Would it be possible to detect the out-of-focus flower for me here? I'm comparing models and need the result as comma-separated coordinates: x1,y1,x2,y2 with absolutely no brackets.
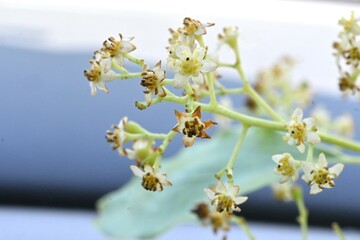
101,33,136,67
106,117,128,155
338,12,360,35
130,164,172,192
301,153,344,194
218,26,239,49
283,108,320,153
84,51,117,95
167,45,217,88
272,153,299,183
181,17,214,36
204,181,248,214
333,113,355,138
271,182,294,202
172,106,217,147
140,61,166,105
192,202,231,234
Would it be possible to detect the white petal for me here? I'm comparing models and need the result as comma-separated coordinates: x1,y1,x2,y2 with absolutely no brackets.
120,41,136,53
228,185,240,197
144,164,154,174
175,45,191,60
329,163,344,177
216,181,227,193
174,73,189,88
234,196,248,205
94,81,109,93
204,188,216,200
194,27,206,36
279,175,290,184
157,86,166,97
130,165,144,178
306,132,321,145
166,58,181,71
301,162,314,181
317,153,328,168
101,69,118,82
272,154,283,164
126,149,136,159
297,143,305,153
145,92,153,106
303,117,316,129
100,57,112,71
191,73,204,85
155,69,166,81
310,184,323,194
90,82,97,96
301,174,310,184
201,59,217,72
113,56,125,67
194,47,206,60
292,108,303,122
292,170,299,182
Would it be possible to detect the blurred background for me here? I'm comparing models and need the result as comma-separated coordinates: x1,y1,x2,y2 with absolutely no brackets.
1,0,360,239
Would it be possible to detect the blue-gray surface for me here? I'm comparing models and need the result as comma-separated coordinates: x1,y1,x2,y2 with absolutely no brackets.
0,46,360,227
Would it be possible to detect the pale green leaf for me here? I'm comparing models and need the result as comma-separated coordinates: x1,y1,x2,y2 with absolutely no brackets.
96,126,345,239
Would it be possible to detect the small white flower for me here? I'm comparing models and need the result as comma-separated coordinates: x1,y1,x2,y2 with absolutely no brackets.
130,164,172,192
167,45,217,88
106,117,128,155
140,61,166,105
204,181,248,214
338,12,360,35
301,153,344,194
84,51,118,96
272,153,299,183
218,26,239,49
181,17,214,36
101,33,136,67
283,108,321,153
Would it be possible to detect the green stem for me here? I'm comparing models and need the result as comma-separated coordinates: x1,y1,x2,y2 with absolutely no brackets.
115,72,142,80
233,40,283,122
215,125,249,181
207,72,218,106
158,131,177,155
292,187,308,240
332,222,346,240
139,88,360,154
123,53,144,66
231,217,256,240
307,144,314,163
112,60,129,73
319,132,360,153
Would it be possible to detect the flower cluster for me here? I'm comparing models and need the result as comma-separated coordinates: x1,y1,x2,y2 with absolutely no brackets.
84,34,137,95
271,107,345,195
166,18,217,88
333,12,360,94
246,57,312,115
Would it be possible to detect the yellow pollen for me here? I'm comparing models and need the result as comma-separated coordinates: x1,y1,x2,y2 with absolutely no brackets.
277,157,294,176
142,172,162,191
